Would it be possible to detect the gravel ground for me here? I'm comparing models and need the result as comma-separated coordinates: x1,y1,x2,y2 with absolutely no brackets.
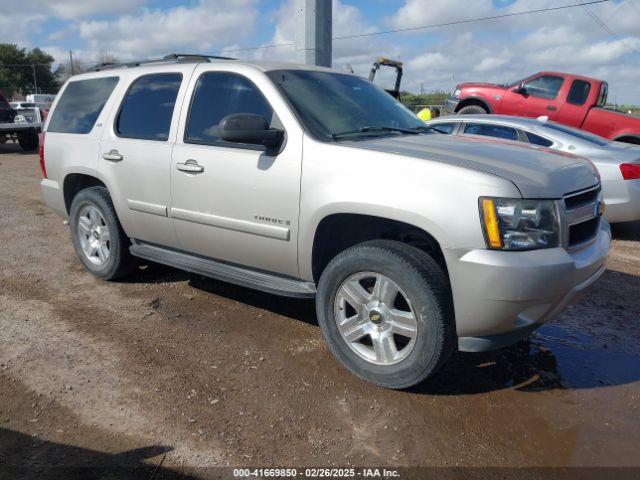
1,143,639,478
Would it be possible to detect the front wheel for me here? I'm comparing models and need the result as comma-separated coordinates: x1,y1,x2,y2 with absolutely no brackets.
316,240,455,389
457,105,488,115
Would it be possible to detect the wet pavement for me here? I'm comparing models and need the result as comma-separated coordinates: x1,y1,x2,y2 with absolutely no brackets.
0,143,639,477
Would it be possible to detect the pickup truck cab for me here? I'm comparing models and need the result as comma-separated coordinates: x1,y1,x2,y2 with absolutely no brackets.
446,71,640,144
40,55,610,389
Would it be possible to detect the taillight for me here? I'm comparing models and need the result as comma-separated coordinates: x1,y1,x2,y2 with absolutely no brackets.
39,132,47,179
620,163,640,180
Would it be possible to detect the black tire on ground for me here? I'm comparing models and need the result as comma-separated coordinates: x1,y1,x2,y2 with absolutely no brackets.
316,240,456,389
457,104,488,115
69,186,136,280
17,129,39,151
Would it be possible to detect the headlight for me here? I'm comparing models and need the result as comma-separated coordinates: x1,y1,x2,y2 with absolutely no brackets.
480,197,560,250
452,88,461,98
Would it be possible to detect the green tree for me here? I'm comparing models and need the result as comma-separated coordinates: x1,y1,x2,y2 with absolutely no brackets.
0,44,58,98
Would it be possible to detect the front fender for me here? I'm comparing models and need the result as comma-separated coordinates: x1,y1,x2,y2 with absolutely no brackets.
297,138,521,280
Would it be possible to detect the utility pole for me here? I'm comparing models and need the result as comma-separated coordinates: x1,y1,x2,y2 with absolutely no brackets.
295,0,332,67
69,50,75,75
31,64,38,94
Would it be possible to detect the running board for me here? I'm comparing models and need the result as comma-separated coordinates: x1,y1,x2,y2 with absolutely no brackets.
129,242,316,298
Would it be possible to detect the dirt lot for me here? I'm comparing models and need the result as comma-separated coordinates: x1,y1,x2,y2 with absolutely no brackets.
1,143,639,478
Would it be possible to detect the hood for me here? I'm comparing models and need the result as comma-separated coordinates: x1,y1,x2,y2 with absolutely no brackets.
346,134,599,198
459,82,507,90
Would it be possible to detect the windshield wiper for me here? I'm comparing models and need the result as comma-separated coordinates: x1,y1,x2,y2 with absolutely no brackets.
411,125,450,134
331,125,420,140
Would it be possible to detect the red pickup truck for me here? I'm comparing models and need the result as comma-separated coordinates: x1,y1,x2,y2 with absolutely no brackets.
444,71,640,144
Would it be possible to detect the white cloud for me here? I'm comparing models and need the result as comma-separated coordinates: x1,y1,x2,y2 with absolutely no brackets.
48,0,147,19
75,0,260,60
388,0,493,31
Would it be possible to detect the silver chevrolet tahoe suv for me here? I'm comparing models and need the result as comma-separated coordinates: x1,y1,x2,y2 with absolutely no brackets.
40,54,610,389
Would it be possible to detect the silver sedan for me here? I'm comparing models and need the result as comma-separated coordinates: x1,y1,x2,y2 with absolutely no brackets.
425,114,640,223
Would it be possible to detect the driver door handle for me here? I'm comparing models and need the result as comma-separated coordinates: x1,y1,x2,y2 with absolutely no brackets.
176,159,204,174
547,105,557,111
102,149,123,162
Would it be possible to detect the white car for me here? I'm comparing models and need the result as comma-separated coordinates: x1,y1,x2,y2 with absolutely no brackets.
425,114,640,223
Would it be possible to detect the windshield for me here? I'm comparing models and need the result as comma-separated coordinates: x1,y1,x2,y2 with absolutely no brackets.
541,122,609,147
502,75,533,88
266,70,424,141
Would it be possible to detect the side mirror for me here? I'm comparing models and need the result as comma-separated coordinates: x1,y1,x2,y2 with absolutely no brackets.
218,113,284,150
512,83,527,95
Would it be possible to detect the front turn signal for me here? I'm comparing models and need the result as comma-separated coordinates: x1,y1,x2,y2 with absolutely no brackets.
481,198,503,249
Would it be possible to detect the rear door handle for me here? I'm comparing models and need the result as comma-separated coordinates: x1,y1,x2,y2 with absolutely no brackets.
102,150,123,162
547,105,557,111
176,159,204,174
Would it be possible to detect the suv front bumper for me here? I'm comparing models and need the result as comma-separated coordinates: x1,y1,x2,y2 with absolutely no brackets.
445,220,611,352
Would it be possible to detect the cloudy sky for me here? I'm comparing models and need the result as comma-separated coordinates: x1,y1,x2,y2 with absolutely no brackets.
3,0,640,103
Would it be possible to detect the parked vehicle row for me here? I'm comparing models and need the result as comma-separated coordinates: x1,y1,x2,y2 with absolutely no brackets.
445,71,640,144
0,91,42,151
425,114,640,224
40,55,609,389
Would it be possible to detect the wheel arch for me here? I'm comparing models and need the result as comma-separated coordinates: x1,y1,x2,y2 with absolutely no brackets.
613,134,640,145
309,212,447,283
62,173,108,214
455,96,492,114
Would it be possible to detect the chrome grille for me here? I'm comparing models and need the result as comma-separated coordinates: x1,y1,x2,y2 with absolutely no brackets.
563,185,601,248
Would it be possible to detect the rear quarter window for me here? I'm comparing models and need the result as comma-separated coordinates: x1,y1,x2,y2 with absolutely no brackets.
525,131,554,147
48,77,119,134
567,80,591,106
116,73,182,141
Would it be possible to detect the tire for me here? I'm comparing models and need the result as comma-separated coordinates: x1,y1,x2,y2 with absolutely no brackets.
457,104,488,115
69,186,136,280
17,129,39,151
316,240,456,389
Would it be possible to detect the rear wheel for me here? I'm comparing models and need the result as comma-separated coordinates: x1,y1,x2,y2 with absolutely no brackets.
69,186,136,280
457,104,488,115
615,136,640,145
316,240,455,389
17,129,39,151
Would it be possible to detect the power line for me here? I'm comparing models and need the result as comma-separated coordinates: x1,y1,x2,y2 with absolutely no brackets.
580,2,640,55
220,0,613,54
332,0,612,41
0,0,616,61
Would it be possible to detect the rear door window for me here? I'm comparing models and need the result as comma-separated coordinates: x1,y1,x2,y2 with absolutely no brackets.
116,73,182,141
463,123,519,141
48,77,119,134
567,80,591,106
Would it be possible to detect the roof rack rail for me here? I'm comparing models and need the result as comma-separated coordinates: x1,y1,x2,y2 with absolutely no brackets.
163,53,236,62
88,53,236,72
